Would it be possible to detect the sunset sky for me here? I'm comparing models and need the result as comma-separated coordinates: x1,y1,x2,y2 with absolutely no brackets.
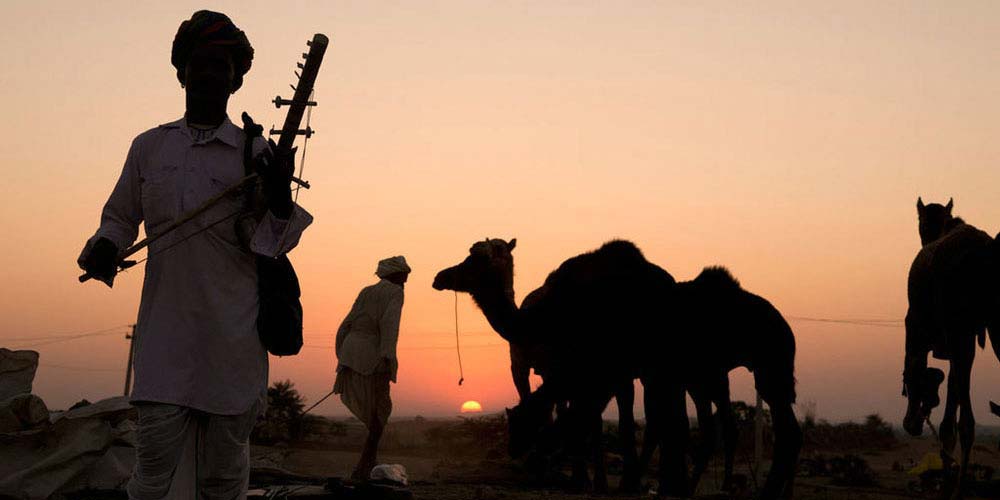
1,1,999,423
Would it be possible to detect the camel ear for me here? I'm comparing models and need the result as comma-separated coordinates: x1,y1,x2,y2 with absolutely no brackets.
917,197,924,212
507,239,517,251
946,198,953,214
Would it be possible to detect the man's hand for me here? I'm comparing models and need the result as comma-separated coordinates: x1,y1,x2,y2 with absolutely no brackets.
80,237,119,287
254,139,295,219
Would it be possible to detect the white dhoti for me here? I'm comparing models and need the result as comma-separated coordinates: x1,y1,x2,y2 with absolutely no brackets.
127,401,260,500
333,367,392,429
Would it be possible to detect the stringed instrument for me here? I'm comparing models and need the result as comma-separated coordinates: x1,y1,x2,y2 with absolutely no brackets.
236,33,329,246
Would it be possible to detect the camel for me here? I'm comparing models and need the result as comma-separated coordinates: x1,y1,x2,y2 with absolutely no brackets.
902,197,1000,499
507,266,801,498
647,267,801,499
433,238,676,493
433,239,801,498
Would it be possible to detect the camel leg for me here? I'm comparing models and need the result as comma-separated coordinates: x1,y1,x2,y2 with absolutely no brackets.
510,344,532,402
615,379,640,493
562,396,611,494
647,378,690,498
940,361,961,464
565,405,593,493
989,320,1000,450
689,385,716,494
716,380,737,491
636,381,657,487
950,344,976,500
757,400,802,500
591,410,609,494
989,319,1000,364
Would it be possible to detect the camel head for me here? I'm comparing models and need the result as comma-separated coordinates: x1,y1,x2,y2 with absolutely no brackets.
916,197,954,246
902,366,945,436
505,389,555,458
433,238,516,296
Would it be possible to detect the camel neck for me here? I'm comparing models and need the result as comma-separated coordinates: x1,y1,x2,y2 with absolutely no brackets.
471,286,519,341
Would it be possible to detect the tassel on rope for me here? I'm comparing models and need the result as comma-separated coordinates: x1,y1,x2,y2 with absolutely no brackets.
455,291,464,386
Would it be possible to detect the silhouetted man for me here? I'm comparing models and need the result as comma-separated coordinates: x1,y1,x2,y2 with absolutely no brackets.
77,11,311,499
334,256,410,480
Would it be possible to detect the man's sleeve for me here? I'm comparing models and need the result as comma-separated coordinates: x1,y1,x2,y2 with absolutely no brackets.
78,137,144,265
249,205,313,257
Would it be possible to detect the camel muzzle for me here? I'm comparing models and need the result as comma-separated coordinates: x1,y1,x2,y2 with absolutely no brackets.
432,268,456,291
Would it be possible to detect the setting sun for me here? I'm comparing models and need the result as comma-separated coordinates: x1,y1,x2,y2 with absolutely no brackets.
460,400,483,414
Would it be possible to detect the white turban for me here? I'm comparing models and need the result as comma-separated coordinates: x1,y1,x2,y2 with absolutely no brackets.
376,256,411,279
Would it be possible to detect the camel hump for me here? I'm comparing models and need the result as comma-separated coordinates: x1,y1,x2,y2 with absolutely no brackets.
694,266,741,289
597,239,646,261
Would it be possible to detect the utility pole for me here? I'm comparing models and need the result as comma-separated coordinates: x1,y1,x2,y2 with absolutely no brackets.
124,324,137,396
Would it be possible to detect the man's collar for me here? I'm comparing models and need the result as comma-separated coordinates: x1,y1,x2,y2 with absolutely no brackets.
159,116,242,148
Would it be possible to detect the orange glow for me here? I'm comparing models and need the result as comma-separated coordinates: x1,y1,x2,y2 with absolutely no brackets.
2,3,1000,424
460,400,483,413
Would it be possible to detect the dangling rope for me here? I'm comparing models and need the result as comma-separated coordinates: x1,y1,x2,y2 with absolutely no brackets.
455,291,465,385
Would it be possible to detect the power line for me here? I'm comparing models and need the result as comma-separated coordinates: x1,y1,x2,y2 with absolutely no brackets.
8,331,126,348
39,363,121,373
300,343,507,351
786,316,904,328
3,325,130,342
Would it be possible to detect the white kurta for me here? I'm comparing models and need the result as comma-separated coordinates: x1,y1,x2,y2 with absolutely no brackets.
335,280,404,382
81,117,312,415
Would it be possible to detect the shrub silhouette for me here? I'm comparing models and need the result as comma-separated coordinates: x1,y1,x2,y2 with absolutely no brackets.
251,379,306,445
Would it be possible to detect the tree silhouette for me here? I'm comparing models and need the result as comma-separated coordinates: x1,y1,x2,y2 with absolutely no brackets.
251,379,306,445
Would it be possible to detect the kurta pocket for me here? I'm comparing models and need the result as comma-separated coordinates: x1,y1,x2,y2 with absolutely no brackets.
140,164,179,233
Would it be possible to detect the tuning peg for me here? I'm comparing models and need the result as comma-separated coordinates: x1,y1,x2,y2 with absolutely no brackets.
290,84,296,91
302,53,308,59
307,40,312,46
297,62,304,69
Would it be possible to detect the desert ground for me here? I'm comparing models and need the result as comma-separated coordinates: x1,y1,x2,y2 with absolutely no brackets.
250,413,1000,500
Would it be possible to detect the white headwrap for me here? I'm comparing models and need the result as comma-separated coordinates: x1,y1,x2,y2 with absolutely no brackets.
376,256,411,279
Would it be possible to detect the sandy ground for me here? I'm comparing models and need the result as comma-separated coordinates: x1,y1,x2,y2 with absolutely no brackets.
252,417,1000,499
